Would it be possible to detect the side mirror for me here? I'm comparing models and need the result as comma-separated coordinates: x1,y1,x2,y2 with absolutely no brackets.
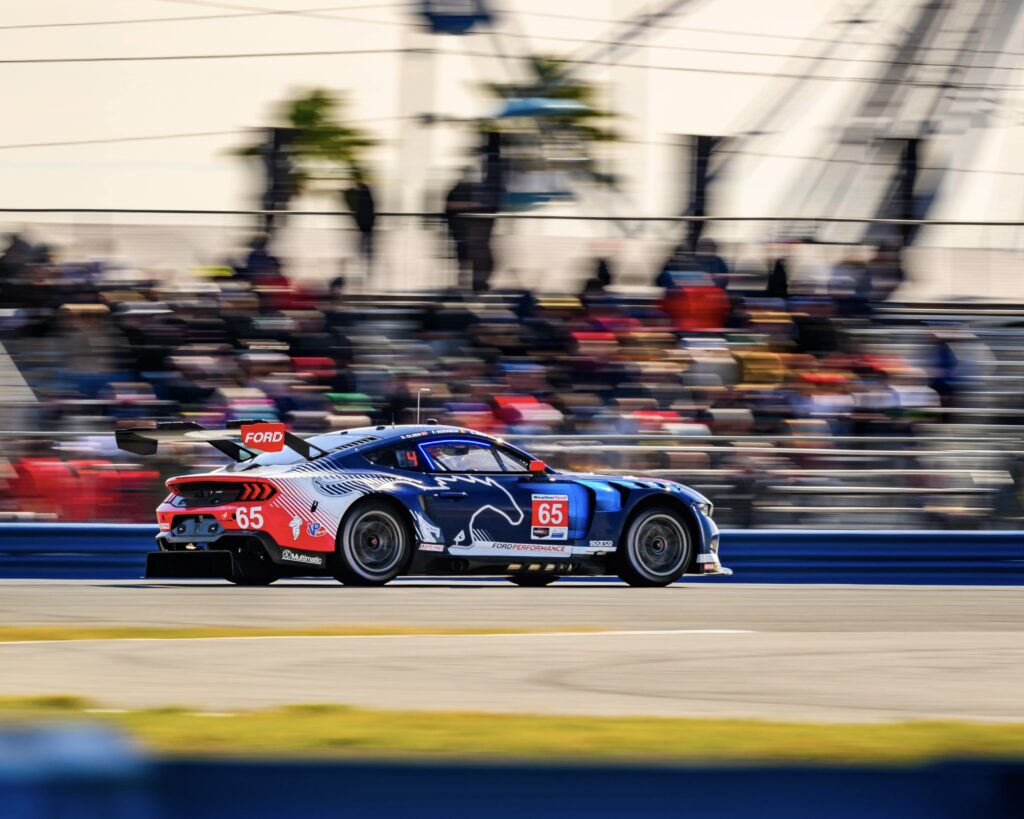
528,460,547,474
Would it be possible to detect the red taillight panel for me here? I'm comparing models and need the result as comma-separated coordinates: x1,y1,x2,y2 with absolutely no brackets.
164,480,276,506
238,481,276,503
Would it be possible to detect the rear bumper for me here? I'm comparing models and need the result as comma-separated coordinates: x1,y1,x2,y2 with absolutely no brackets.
150,530,329,578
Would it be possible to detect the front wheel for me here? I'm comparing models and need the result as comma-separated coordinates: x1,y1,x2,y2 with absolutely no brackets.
334,500,412,586
507,574,559,587
616,506,693,587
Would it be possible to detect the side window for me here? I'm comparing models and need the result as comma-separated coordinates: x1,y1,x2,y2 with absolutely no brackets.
494,447,529,473
364,445,424,471
421,441,501,473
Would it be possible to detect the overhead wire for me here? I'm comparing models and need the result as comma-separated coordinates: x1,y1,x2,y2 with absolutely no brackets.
0,2,411,31
0,115,412,152
2,0,1019,77
510,7,1024,58
0,40,1016,95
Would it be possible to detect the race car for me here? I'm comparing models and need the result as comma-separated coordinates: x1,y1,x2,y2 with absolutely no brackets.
115,421,728,587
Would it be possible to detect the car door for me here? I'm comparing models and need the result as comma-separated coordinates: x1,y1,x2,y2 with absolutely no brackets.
417,439,528,553
418,439,588,559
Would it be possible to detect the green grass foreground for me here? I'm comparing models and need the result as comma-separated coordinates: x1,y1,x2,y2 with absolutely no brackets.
3,696,1024,764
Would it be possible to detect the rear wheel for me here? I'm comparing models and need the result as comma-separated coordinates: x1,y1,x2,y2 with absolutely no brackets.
507,574,559,587
617,506,693,587
334,500,412,586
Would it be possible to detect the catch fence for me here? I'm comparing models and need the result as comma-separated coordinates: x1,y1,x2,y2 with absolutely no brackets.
3,208,1024,298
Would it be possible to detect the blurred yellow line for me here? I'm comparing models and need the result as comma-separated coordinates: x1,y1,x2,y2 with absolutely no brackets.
4,697,1024,763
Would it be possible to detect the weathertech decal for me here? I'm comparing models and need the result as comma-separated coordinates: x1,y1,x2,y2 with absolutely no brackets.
240,422,286,452
531,494,569,541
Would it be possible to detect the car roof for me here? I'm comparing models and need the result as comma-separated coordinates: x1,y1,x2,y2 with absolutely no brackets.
330,424,494,447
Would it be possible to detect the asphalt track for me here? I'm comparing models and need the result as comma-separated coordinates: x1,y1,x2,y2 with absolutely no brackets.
1,580,1022,722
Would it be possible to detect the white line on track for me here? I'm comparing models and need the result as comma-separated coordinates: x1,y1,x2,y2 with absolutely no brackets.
0,628,754,647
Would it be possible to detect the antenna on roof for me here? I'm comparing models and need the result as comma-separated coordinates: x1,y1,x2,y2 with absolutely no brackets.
416,388,430,425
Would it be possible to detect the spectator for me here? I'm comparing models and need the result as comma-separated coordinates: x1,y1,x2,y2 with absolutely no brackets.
344,175,377,273
444,173,475,283
868,245,906,302
580,258,613,299
766,253,790,299
238,234,282,284
695,238,730,290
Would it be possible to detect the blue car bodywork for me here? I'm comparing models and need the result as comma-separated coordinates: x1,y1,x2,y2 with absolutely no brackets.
120,422,727,585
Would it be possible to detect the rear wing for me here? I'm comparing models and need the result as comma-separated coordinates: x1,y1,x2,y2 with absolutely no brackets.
115,421,328,463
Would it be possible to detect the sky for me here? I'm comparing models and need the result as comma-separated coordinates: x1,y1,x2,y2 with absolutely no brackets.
0,0,1021,232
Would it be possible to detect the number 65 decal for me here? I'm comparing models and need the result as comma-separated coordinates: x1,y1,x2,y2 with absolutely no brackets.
235,506,264,529
531,494,569,540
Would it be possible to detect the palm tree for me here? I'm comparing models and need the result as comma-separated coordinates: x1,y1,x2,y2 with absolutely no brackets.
480,55,619,192
235,89,376,232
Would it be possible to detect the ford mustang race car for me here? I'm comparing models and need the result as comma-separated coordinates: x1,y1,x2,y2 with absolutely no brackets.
116,421,728,587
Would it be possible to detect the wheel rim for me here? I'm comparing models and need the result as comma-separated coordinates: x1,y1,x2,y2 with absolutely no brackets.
630,513,689,578
348,511,404,577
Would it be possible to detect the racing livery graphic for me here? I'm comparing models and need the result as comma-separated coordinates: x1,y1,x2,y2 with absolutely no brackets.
116,421,728,586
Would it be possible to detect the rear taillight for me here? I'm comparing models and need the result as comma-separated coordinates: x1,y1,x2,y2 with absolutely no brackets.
237,482,276,502
165,481,276,506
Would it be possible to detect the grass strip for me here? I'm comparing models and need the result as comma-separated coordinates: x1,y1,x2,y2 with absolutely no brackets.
0,624,600,643
2,697,1024,765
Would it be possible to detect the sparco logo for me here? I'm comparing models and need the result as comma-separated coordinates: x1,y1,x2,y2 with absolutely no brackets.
241,423,286,452
280,549,324,566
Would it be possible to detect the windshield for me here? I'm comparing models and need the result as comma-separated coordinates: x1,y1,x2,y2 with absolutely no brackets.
226,432,374,470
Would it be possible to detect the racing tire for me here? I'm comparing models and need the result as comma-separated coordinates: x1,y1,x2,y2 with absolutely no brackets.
224,574,277,586
507,574,560,587
334,499,413,586
616,505,693,587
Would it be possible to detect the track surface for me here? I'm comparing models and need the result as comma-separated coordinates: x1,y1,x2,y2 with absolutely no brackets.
1,581,1022,722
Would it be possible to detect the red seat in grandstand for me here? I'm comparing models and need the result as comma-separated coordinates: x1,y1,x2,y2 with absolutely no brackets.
12,459,75,518
292,357,337,381
662,284,729,332
65,460,115,521
113,469,162,522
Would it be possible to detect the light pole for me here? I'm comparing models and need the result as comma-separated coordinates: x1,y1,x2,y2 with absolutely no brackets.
416,388,431,424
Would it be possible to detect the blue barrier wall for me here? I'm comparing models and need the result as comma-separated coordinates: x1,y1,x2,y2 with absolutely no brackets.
151,759,1024,819
710,529,1024,584
2,741,1023,819
2,523,1024,583
0,524,155,580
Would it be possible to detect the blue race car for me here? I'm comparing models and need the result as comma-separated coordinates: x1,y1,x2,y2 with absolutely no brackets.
116,421,728,587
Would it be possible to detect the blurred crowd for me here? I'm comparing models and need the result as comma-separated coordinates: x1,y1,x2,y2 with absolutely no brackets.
1,227,1022,528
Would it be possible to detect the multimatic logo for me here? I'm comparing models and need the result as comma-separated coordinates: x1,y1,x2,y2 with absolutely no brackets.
280,549,324,566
